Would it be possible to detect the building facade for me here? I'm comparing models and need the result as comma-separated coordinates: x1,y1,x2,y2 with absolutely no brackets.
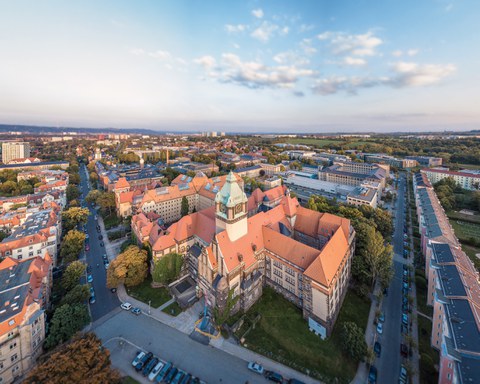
1,142,30,164
422,168,480,191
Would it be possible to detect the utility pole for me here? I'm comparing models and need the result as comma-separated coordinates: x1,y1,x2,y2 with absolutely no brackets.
148,300,151,315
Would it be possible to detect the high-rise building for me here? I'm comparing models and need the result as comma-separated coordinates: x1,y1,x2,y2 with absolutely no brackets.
1,141,30,164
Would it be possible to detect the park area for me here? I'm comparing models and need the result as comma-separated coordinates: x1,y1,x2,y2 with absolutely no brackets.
447,210,480,270
235,287,369,384
126,276,172,308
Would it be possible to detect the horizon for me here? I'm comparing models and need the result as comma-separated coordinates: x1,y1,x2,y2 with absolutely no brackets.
1,0,479,132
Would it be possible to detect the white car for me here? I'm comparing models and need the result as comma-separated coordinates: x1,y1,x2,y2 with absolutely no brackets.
132,351,145,367
247,362,264,375
148,360,165,381
121,302,132,311
376,322,383,334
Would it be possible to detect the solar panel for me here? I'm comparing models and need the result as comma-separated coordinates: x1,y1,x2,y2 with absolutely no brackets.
205,183,211,191
212,186,219,193
181,175,186,181
187,177,192,182
178,184,190,191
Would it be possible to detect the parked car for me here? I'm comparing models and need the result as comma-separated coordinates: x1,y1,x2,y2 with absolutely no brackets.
86,265,92,273
94,215,98,220
378,312,385,323
132,308,141,316
100,241,104,247
132,351,146,367
98,235,103,240
400,343,408,357
148,360,165,381
376,323,383,334
288,379,306,384
87,274,93,283
143,357,159,377
85,244,90,251
110,287,117,293
374,341,381,357
164,367,178,383
400,365,408,382
368,365,377,384
247,362,264,374
265,371,283,383
171,370,185,384
121,302,132,310
135,352,153,372
102,254,108,261
104,262,109,269
89,296,96,304
179,374,191,384
155,362,172,383
402,313,409,326
89,286,95,296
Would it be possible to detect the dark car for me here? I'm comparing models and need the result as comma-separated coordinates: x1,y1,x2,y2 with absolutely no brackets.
143,357,159,376
100,241,104,247
171,370,185,384
265,371,283,383
400,343,408,358
155,362,172,383
99,235,103,240
110,287,117,293
135,352,153,372
86,264,92,273
374,341,381,357
288,379,306,384
179,374,191,384
164,367,178,384
368,365,377,384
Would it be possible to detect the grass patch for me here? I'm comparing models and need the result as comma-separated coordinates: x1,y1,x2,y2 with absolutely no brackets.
126,276,171,308
461,244,480,271
162,301,183,316
414,270,433,317
417,315,439,384
108,230,126,242
240,287,369,384
102,213,122,230
447,210,480,224
448,220,480,242
121,377,140,384
284,138,344,147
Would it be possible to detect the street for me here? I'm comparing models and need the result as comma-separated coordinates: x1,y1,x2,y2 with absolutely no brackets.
80,164,120,321
376,174,413,383
94,310,266,384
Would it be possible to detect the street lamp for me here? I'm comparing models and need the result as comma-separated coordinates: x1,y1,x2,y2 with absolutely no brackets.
148,300,151,315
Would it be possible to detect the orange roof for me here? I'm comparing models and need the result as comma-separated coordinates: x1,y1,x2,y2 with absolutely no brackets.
304,227,349,287
263,185,287,202
280,195,299,217
115,177,131,190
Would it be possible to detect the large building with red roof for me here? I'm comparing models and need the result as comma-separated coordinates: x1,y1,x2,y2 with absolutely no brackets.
132,172,355,337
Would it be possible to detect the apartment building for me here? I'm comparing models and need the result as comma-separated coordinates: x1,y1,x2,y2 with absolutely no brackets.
0,204,61,265
1,142,30,164
0,161,68,172
0,254,52,384
358,153,417,169
318,161,387,190
405,156,443,167
413,172,480,384
422,168,480,191
133,172,355,337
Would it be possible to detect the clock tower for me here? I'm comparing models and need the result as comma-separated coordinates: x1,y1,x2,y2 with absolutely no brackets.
215,171,248,241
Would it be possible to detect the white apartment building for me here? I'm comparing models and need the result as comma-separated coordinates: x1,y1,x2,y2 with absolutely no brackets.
1,142,30,164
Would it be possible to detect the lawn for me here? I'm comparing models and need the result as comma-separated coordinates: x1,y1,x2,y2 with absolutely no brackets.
162,301,183,316
285,138,344,147
414,270,433,317
448,219,480,242
447,210,480,224
461,244,480,271
126,276,172,308
417,316,439,384
121,377,140,384
240,287,370,384
102,212,122,230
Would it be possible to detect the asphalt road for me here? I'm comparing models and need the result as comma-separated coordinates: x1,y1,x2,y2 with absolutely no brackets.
376,174,409,383
95,310,267,384
80,164,120,320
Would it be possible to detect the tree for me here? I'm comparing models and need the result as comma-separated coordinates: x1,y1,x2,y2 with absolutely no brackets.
60,230,86,264
44,304,90,349
26,333,120,383
340,321,367,360
89,172,98,183
152,253,183,285
361,226,393,289
85,189,101,205
214,288,240,326
66,184,80,202
107,245,148,288
0,180,17,195
63,207,90,231
60,284,90,305
62,260,86,291
181,196,189,217
97,191,116,216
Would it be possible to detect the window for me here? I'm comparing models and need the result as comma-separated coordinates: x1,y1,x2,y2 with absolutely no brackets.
11,354,18,362
9,342,16,350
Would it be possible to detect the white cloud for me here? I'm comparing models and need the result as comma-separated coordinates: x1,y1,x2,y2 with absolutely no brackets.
300,39,317,55
407,49,419,57
389,62,456,87
225,24,248,33
193,55,217,69
251,21,279,42
148,50,171,61
252,9,264,19
392,50,403,57
130,48,145,56
273,51,310,66
299,24,315,33
280,26,290,36
344,57,367,66
317,30,383,56
392,49,419,57
200,53,317,90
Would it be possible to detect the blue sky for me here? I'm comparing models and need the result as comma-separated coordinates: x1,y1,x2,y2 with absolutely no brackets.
0,0,479,132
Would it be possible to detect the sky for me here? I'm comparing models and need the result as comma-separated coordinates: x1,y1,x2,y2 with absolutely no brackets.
0,0,479,133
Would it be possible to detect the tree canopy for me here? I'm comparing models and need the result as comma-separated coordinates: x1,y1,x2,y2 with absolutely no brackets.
26,333,120,384
44,304,90,349
62,260,86,291
63,207,90,231
107,245,148,288
60,284,90,306
60,230,86,264
341,321,367,361
181,196,189,217
152,253,183,285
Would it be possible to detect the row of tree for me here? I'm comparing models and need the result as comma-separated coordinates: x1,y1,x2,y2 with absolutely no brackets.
0,170,40,196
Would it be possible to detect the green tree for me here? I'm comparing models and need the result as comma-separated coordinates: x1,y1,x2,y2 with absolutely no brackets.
61,260,86,291
60,284,90,305
66,185,80,202
62,207,90,231
0,180,18,195
106,245,148,288
85,189,101,205
152,253,183,285
181,196,189,217
26,333,120,383
361,226,394,289
341,321,367,360
60,230,86,264
97,191,116,216
44,304,90,349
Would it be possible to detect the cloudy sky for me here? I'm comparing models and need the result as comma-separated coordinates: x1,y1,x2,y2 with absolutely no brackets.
0,0,479,132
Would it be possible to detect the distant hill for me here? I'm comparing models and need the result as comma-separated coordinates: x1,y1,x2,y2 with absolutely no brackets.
0,124,164,135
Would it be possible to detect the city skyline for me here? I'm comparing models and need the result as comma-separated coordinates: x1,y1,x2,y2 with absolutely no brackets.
1,0,479,132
